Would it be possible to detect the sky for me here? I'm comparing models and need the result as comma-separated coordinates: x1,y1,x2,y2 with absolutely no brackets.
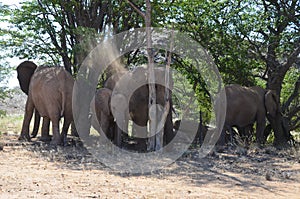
1,0,23,7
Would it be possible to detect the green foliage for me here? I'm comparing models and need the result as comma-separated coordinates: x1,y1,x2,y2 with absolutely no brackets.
0,110,7,118
266,132,275,145
163,0,299,138
0,57,12,104
6,1,63,63
281,67,299,103
164,0,258,86
0,0,299,140
0,5,12,109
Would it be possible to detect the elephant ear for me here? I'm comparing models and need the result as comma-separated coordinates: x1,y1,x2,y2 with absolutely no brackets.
264,90,278,117
16,61,38,95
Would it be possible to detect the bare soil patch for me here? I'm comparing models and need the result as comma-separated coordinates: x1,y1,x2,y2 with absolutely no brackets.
0,133,299,198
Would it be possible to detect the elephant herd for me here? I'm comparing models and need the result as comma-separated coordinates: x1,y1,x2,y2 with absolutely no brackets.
16,61,280,150
16,61,174,150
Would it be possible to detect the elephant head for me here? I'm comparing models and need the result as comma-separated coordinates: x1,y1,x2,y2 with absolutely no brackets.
265,90,279,118
16,61,38,95
93,88,128,146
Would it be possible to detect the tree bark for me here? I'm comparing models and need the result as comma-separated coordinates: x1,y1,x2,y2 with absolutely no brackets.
145,0,158,151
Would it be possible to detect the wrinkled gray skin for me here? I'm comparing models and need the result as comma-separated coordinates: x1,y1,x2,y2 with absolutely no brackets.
17,61,51,141
105,67,174,151
219,84,279,146
93,88,114,140
18,65,74,145
92,88,127,146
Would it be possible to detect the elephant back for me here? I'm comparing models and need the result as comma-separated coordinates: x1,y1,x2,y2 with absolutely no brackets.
16,61,38,95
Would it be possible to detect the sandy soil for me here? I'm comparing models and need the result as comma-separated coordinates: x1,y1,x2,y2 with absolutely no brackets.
0,133,299,199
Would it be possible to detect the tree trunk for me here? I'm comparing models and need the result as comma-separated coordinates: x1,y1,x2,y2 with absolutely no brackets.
266,67,291,147
145,0,158,151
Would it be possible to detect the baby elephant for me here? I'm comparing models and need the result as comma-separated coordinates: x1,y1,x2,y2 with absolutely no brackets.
93,88,128,147
94,88,115,141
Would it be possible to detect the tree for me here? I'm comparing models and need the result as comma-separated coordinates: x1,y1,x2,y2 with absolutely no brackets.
4,0,142,74
2,0,299,147
0,3,13,113
0,59,11,103
5,0,107,74
127,0,164,151
237,0,299,146
166,0,299,147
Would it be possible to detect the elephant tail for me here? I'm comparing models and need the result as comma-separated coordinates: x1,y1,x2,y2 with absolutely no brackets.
59,69,73,117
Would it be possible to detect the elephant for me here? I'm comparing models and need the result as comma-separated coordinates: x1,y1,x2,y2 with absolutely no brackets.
91,88,127,146
93,88,114,140
173,119,208,145
17,61,51,141
18,64,74,145
218,84,279,146
104,66,175,151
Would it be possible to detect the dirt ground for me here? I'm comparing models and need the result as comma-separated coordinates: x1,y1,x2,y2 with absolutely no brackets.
1,94,300,198
0,133,299,199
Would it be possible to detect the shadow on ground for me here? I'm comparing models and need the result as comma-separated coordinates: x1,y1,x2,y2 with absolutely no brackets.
1,133,300,194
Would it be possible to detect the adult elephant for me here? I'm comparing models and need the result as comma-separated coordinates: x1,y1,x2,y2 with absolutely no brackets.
219,84,279,146
91,88,127,147
18,64,74,145
17,61,51,141
105,67,175,151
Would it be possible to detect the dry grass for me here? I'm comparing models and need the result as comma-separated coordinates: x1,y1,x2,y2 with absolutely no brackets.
0,114,23,136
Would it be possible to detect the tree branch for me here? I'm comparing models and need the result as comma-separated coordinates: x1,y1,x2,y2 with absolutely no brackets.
283,43,300,70
288,106,300,120
126,0,145,19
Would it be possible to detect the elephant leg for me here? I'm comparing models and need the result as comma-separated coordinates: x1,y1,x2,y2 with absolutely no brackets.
241,125,254,146
256,117,266,145
50,117,61,145
40,117,51,142
121,116,129,146
216,126,227,152
114,125,122,147
264,124,272,142
70,122,79,137
31,109,40,138
163,110,174,146
227,128,234,144
19,99,35,141
132,123,148,151
61,117,72,146
237,126,245,141
113,112,128,147
101,116,112,141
